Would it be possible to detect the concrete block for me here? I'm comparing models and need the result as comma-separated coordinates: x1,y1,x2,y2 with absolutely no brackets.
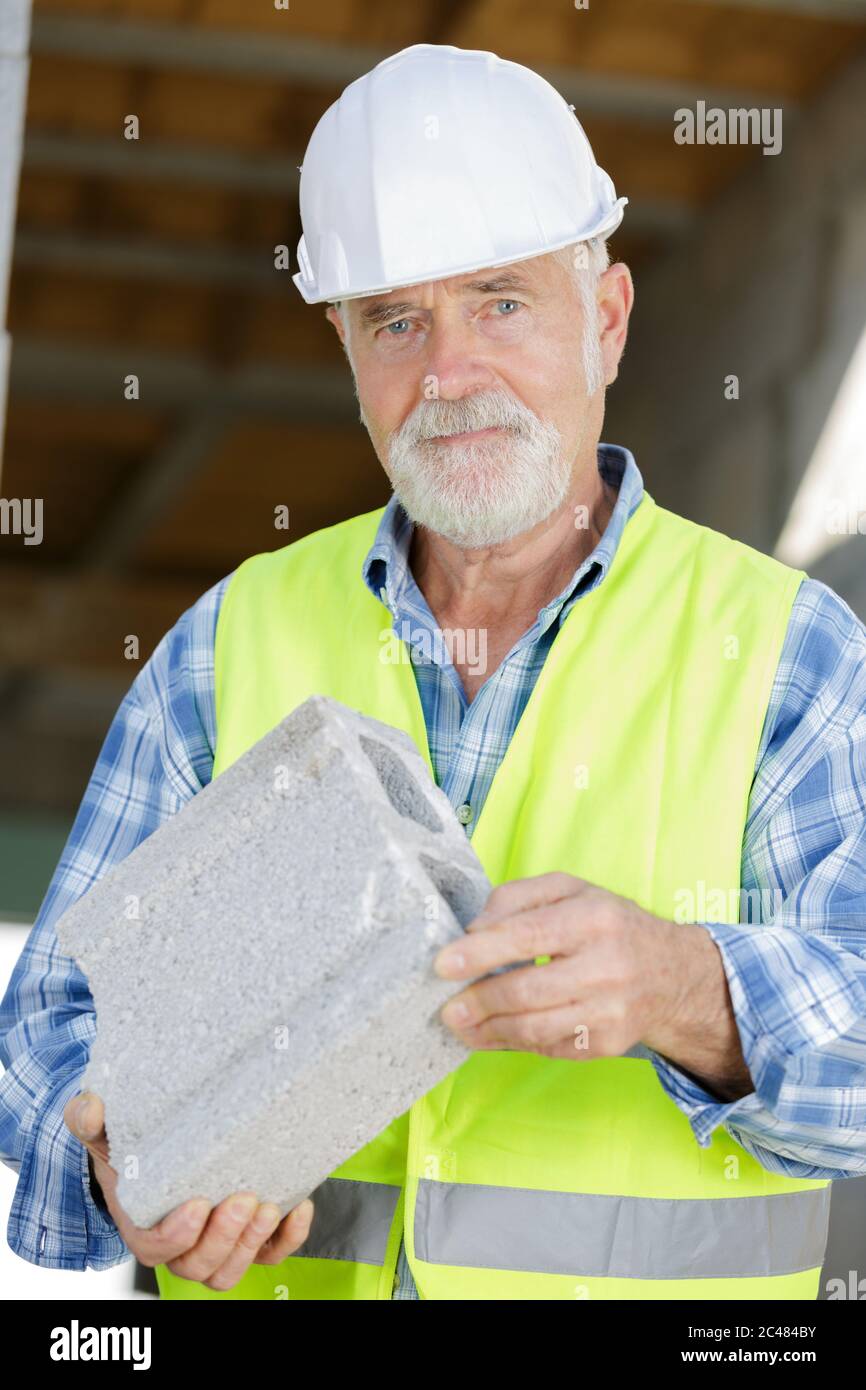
57,694,490,1229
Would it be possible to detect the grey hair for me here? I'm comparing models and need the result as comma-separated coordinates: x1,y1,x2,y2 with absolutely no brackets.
331,234,610,391
551,234,611,281
550,235,610,395
332,298,352,362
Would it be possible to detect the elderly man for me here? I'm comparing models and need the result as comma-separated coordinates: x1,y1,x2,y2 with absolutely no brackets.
2,44,866,1303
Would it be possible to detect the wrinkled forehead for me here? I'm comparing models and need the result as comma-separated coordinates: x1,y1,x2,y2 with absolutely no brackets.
347,252,565,329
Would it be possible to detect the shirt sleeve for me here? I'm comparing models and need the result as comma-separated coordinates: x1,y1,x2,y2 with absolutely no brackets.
649,578,866,1178
0,577,228,1269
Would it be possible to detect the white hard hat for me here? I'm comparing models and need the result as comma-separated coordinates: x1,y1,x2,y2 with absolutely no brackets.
293,43,627,305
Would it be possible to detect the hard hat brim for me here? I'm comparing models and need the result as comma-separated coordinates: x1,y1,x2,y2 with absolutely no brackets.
293,198,628,306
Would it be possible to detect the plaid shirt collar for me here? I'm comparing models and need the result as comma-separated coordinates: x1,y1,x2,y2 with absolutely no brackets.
363,442,645,637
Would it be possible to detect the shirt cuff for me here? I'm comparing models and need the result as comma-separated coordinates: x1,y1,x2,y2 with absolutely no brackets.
647,1049,763,1147
648,917,866,1147
5,1073,131,1271
81,1142,126,1246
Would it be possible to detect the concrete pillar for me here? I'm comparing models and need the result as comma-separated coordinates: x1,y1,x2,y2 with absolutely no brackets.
0,0,31,472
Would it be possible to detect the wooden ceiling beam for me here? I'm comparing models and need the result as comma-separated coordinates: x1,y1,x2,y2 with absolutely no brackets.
13,228,285,290
688,0,866,19
29,14,796,125
8,339,359,417
23,130,302,195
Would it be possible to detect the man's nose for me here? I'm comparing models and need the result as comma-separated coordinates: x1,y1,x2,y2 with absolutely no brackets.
420,317,498,401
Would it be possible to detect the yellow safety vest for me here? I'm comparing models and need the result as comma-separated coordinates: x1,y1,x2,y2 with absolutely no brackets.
156,488,830,1300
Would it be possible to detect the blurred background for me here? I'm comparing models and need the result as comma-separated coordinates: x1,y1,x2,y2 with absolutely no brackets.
0,0,865,1298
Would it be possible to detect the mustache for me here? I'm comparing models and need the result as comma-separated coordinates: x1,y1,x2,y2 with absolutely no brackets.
394,390,538,444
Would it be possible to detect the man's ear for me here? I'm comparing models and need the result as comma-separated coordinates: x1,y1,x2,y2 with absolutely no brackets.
598,263,634,387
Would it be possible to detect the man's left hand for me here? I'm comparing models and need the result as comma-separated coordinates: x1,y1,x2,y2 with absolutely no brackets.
435,872,694,1062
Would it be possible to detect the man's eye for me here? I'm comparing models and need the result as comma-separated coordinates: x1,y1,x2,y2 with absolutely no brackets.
384,319,411,335
496,299,521,315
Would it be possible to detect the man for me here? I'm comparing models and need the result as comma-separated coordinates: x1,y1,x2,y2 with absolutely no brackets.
2,43,866,1301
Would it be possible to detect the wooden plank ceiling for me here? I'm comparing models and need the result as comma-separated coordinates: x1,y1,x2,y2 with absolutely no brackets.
1,0,865,815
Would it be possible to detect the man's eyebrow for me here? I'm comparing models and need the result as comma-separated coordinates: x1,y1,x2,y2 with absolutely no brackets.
358,271,536,327
460,271,535,295
359,299,420,327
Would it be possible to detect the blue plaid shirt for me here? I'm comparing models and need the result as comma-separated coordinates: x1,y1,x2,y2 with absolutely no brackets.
3,444,866,1301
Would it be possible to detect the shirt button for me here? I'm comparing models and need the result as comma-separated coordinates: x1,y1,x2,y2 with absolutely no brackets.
456,802,473,825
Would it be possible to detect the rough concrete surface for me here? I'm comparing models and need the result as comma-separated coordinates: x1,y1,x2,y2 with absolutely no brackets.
57,695,491,1229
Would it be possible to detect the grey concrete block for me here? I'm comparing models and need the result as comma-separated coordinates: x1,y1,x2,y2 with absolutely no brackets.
57,694,490,1229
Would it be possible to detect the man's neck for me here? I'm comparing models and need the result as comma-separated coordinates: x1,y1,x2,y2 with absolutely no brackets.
408,454,617,634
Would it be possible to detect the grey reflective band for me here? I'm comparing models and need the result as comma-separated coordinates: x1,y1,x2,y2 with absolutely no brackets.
414,1180,831,1279
295,1177,400,1265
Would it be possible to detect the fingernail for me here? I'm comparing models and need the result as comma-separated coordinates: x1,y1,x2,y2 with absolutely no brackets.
76,1098,94,1131
294,1199,314,1227
163,1200,206,1237
442,1000,470,1026
183,1200,210,1229
252,1203,280,1235
230,1196,257,1222
435,949,466,977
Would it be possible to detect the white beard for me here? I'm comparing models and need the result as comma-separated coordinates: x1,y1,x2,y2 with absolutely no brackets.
383,388,571,549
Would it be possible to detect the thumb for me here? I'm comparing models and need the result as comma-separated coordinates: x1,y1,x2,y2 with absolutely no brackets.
64,1091,108,1158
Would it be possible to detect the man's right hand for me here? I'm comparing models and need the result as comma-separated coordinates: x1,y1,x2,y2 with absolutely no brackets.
63,1090,314,1291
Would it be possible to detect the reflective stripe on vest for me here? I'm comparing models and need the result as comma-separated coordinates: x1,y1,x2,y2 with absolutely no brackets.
155,487,830,1300
413,1179,832,1280
296,1178,400,1265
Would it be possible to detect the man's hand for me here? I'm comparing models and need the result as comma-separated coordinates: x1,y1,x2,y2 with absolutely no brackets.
64,1092,314,1291
434,872,754,1097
